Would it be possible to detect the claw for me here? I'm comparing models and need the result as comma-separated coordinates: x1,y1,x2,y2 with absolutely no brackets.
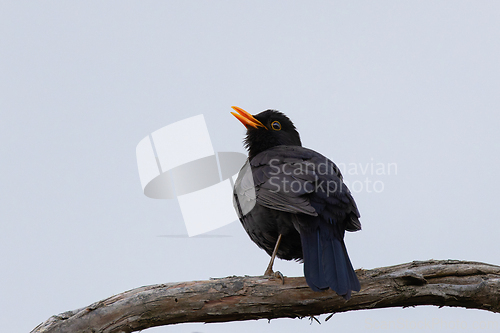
274,270,285,285
263,269,285,284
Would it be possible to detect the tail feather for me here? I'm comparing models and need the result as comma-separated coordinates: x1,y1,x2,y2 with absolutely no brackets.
301,229,327,291
301,225,360,299
325,238,348,295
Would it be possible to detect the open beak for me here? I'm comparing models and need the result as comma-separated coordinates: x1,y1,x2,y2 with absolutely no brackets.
231,106,267,129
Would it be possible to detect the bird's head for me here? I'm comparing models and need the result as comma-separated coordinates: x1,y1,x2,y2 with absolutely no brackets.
231,106,302,159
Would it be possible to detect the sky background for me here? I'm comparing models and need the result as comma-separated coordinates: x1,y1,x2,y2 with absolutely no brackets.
1,1,500,332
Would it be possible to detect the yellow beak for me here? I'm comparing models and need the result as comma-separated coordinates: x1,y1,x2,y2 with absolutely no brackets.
231,106,267,129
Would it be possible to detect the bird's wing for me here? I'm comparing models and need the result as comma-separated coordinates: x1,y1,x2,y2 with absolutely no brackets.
248,146,361,231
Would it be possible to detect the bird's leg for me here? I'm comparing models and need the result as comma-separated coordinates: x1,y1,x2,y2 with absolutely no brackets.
264,234,285,284
264,234,281,275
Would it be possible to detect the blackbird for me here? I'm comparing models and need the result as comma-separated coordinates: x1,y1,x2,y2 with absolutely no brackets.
231,106,361,299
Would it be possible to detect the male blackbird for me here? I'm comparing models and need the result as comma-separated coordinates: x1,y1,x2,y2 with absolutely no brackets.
231,106,361,299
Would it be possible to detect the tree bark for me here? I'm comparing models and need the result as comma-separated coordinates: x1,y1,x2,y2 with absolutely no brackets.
31,260,500,333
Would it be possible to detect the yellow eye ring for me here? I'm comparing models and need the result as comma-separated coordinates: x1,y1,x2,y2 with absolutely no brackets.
271,121,281,131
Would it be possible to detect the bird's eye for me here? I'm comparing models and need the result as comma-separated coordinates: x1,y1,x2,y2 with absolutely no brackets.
271,121,281,131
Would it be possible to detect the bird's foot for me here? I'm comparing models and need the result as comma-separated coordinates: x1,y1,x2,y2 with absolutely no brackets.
264,268,285,284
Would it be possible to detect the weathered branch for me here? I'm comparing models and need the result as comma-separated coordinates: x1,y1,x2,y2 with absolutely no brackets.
31,260,500,333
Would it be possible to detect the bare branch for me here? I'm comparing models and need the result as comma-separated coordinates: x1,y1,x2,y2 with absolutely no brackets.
31,260,500,333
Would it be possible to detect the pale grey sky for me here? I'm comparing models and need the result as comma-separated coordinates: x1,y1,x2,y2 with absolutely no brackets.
1,1,500,332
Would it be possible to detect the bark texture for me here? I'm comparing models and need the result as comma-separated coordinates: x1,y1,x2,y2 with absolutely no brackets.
31,260,500,333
